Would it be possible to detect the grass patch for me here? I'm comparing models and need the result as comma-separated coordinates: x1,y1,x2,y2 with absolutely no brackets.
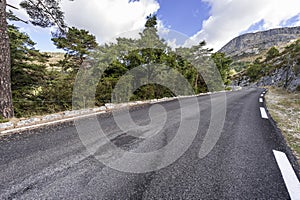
0,117,9,123
265,87,300,164
291,143,300,158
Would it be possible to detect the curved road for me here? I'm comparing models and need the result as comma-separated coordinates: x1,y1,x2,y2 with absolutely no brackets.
0,87,299,199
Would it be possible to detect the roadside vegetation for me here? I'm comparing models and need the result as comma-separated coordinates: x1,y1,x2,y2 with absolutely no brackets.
265,87,300,163
254,40,299,82
230,39,300,85
3,13,233,119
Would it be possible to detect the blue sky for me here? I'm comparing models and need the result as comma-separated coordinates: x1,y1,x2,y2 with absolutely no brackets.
7,0,300,52
156,0,210,36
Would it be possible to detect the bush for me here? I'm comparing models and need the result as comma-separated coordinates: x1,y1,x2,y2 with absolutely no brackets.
0,116,9,123
266,46,280,60
225,86,232,91
246,63,262,81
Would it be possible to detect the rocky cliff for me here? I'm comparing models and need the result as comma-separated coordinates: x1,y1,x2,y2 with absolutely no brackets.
256,65,300,91
228,34,300,92
231,65,300,92
219,26,300,60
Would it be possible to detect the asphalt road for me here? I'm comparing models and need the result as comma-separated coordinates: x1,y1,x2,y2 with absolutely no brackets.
0,87,299,199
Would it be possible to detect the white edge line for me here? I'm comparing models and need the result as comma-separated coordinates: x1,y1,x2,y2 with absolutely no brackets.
0,89,233,136
259,98,263,103
261,94,264,97
273,150,300,200
1,111,106,135
260,107,268,119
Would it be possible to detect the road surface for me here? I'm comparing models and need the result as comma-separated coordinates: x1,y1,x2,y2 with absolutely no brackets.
0,87,299,199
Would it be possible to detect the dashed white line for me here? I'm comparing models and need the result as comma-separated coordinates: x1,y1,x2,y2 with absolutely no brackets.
261,94,264,97
260,107,268,119
273,150,300,200
259,98,263,103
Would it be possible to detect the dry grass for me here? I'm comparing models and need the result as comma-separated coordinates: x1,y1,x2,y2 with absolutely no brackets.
265,87,300,164
44,52,65,70
46,52,65,65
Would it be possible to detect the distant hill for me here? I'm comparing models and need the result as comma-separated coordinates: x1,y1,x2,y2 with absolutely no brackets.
38,52,65,70
45,52,65,66
219,26,300,61
229,38,300,92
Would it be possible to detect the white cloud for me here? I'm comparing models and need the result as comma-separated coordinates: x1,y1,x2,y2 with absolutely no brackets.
294,14,300,27
61,0,160,44
7,0,29,20
9,0,300,52
190,0,300,51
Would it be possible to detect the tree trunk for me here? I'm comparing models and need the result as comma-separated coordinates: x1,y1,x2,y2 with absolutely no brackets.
194,73,199,92
0,0,14,118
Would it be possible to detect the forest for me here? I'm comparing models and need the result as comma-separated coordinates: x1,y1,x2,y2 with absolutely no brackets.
0,1,232,120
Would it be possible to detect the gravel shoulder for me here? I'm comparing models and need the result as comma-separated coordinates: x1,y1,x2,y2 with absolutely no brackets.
265,87,300,164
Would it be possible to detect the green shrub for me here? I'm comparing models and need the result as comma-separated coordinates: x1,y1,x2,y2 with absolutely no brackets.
0,116,9,123
225,86,232,91
266,46,280,60
246,63,262,81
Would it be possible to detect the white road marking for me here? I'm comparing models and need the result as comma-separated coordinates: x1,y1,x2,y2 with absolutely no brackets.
273,150,300,200
260,107,268,119
261,94,264,97
0,111,105,136
259,98,263,103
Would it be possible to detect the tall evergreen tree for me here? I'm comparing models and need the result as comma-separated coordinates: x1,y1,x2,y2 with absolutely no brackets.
0,0,68,118
211,52,233,85
51,27,98,72
42,27,98,111
0,0,13,118
9,24,49,117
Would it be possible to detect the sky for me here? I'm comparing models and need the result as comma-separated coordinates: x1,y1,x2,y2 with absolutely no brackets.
7,0,300,52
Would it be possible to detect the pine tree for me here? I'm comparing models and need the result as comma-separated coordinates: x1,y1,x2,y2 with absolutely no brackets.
9,24,49,117
0,0,68,118
211,52,233,86
51,27,98,72
19,0,67,32
0,0,14,118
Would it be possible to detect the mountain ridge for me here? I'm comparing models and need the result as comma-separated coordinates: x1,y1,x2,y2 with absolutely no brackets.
219,26,300,60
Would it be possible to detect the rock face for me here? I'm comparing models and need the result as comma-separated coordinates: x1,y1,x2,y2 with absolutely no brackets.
219,26,300,59
256,65,300,91
231,64,300,92
231,75,251,88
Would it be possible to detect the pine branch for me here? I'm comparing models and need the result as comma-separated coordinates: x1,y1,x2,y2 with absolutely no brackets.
7,4,18,10
7,10,28,24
